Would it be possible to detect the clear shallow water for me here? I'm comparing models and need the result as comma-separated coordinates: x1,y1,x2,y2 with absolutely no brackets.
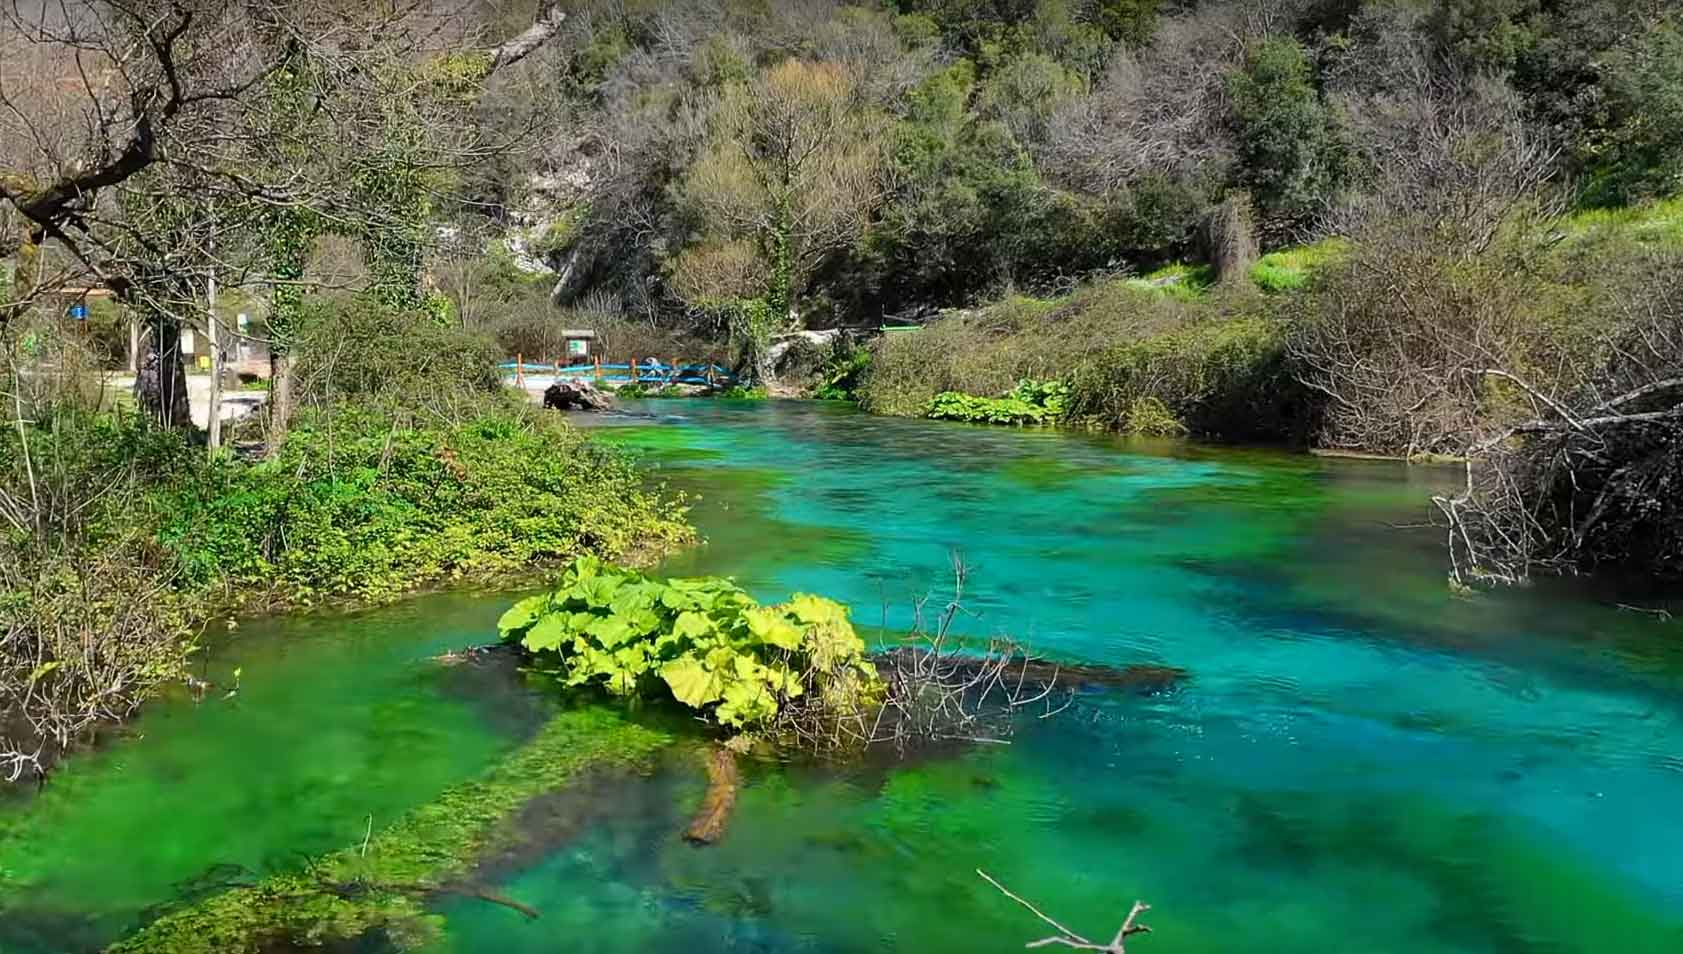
4,399,1683,953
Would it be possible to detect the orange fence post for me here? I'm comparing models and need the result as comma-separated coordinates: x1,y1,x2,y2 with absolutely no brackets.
594,355,601,381
515,352,524,387
631,356,639,383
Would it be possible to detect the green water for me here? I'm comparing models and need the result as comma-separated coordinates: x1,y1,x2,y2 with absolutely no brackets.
4,399,1683,952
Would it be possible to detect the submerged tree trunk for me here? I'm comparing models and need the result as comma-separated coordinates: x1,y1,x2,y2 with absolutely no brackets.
134,317,193,429
683,746,739,844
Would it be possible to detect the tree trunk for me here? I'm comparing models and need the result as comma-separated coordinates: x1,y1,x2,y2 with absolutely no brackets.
1203,192,1260,285
134,317,193,429
206,276,222,452
268,348,294,451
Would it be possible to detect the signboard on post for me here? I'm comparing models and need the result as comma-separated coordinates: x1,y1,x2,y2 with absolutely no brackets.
567,338,589,357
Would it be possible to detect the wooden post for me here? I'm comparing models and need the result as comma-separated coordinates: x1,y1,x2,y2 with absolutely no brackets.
594,355,601,381
516,352,524,387
707,362,715,387
631,356,639,383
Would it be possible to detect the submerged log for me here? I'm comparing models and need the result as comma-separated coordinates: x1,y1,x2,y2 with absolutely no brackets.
683,746,740,845
543,379,615,412
871,649,1188,698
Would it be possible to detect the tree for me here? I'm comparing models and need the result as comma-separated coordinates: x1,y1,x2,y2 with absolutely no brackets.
1225,35,1343,241
1582,17,1683,206
675,59,886,380
0,1,571,431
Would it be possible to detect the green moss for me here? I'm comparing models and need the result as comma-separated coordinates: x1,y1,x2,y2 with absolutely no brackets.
106,707,672,954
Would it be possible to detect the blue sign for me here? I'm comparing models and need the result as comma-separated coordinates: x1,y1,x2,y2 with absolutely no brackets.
68,303,88,321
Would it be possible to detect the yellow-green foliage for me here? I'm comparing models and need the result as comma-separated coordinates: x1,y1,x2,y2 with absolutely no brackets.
499,558,881,732
1559,196,1683,249
106,707,672,954
1124,262,1215,300
1250,238,1348,292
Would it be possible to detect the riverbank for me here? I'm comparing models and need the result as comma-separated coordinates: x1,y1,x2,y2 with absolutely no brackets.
0,392,692,781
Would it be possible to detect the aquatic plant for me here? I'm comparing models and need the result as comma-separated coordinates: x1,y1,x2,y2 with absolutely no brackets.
926,379,1069,426
498,557,882,733
105,706,671,954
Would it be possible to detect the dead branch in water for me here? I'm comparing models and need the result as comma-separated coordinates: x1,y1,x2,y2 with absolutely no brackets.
765,553,1078,760
979,870,1152,953
683,746,740,844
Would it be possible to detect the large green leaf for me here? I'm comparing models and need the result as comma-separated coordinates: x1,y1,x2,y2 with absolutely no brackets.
584,615,636,648
577,574,624,608
521,613,571,653
786,594,847,626
660,655,724,707
717,679,777,727
672,610,714,641
496,595,547,636
746,607,802,650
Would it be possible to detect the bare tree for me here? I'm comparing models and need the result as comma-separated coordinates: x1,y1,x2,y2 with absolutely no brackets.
1288,75,1565,458
0,0,571,430
1434,258,1683,585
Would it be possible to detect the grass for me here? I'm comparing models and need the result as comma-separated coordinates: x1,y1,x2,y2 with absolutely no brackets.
1124,262,1216,300
1250,238,1349,292
1558,196,1683,247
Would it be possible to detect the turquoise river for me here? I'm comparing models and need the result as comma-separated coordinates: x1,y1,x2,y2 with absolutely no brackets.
2,399,1681,953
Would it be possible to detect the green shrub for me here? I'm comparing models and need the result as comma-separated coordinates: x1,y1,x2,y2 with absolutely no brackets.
926,379,1068,426
155,401,691,606
813,343,871,400
1068,313,1304,440
498,558,881,733
293,294,502,406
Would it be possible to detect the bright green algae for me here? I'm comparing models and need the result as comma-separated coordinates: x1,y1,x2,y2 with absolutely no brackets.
105,706,671,954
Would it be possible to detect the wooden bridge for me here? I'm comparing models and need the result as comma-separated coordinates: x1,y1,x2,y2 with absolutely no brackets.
500,354,738,388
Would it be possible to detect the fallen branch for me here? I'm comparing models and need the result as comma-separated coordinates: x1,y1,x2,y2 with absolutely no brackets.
979,870,1152,953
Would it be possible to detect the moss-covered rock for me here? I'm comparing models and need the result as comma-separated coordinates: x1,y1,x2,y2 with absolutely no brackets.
106,706,672,954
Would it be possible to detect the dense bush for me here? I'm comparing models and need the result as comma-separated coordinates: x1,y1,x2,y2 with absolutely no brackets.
1068,312,1301,440
157,399,690,605
293,295,503,406
862,276,1304,440
498,558,881,736
0,406,199,780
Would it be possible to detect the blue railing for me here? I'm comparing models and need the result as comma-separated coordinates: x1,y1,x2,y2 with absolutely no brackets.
499,358,737,388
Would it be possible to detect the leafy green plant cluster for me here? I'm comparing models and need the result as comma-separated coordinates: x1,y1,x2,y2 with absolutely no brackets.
498,558,881,733
813,343,872,401
156,402,691,606
926,378,1069,426
614,382,690,399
